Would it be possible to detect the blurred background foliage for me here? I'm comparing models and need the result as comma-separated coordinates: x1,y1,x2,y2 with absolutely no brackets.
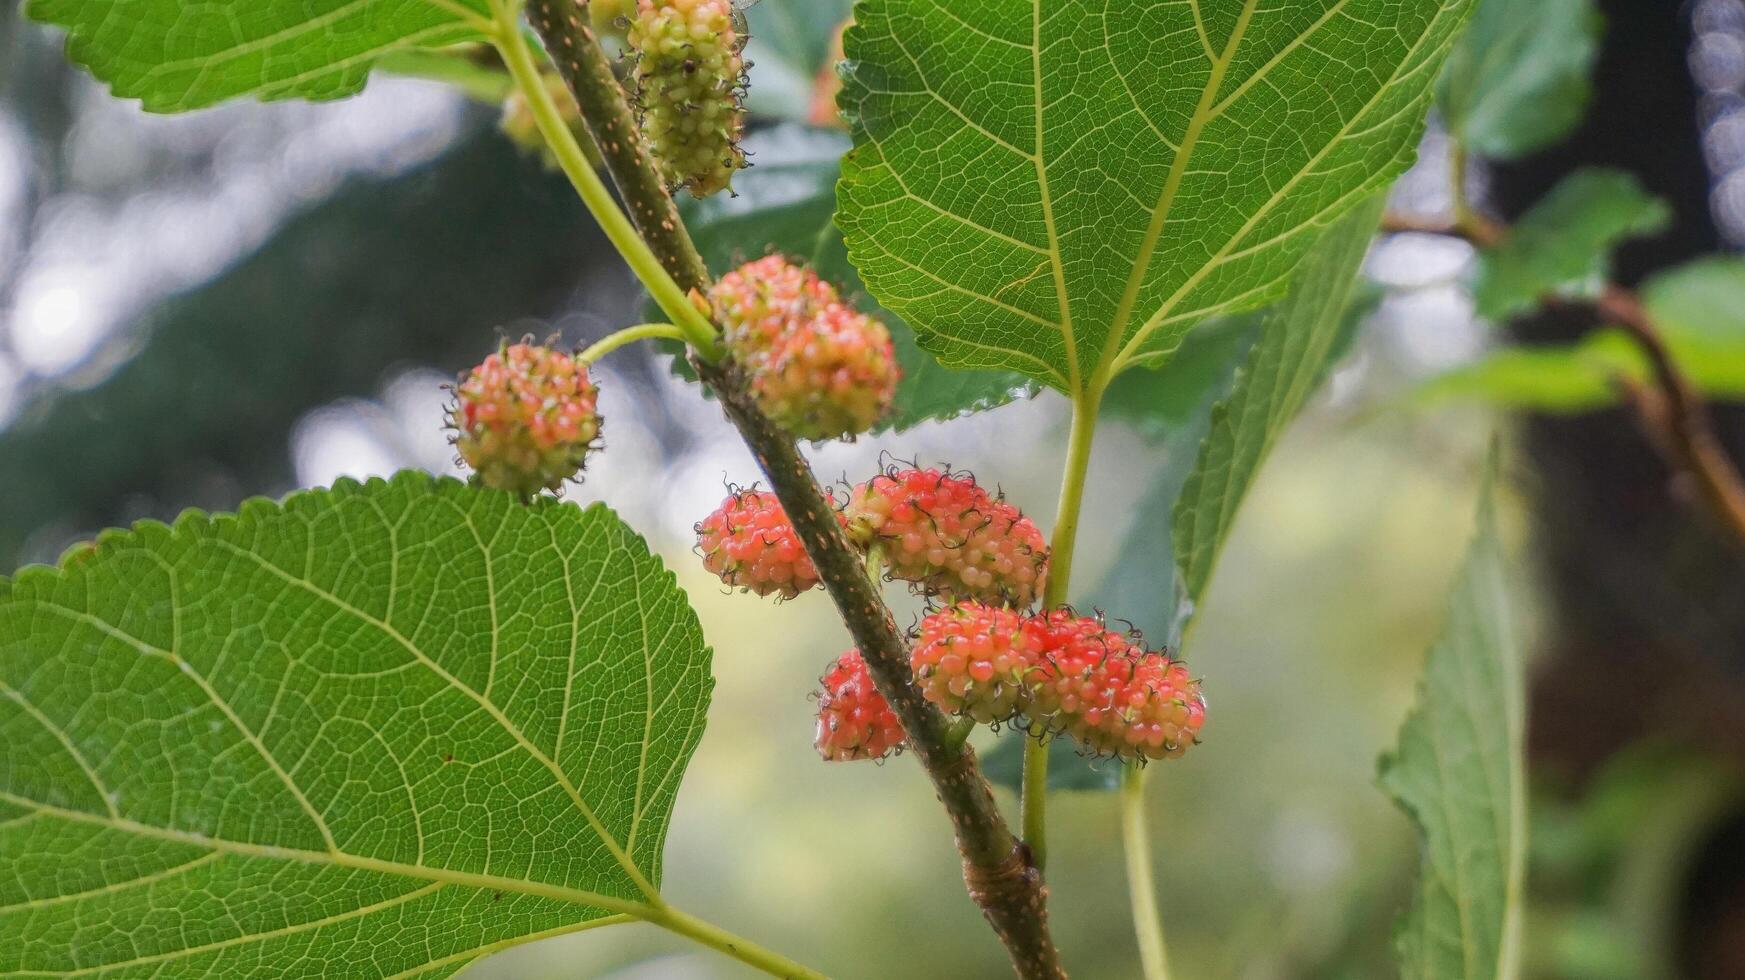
4,0,1745,976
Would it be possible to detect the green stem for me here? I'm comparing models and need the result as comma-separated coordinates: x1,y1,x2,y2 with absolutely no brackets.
487,1,719,360
579,322,687,364
1449,139,1477,233
640,902,830,980
1021,382,1105,868
943,715,978,751
1122,768,1170,980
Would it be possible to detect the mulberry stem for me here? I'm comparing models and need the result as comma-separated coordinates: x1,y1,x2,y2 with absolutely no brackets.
1021,381,1105,869
1122,768,1171,980
488,0,719,360
579,322,687,364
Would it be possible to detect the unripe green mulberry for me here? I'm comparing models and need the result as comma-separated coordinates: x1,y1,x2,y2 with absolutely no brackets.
498,71,603,171
628,0,746,198
450,342,601,497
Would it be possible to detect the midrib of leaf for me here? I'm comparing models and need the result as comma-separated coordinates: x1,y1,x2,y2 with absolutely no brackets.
203,536,663,902
380,916,635,980
1111,0,1458,373
0,791,643,916
1031,0,1080,392
1097,0,1258,390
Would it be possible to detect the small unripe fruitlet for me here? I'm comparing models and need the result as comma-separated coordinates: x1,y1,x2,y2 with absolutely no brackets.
845,467,1048,607
695,488,822,599
450,343,601,497
911,602,1038,725
807,19,850,129
629,0,746,198
815,650,906,761
1026,611,1205,762
499,73,604,171
709,256,900,440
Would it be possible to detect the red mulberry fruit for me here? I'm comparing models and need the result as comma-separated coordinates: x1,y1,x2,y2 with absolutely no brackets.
629,0,746,197
709,256,899,440
450,342,601,497
845,467,1048,607
695,488,821,599
910,602,1039,725
814,650,905,761
1026,611,1205,762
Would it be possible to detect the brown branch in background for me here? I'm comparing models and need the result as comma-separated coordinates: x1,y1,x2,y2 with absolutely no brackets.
1590,285,1745,546
1378,209,1506,248
522,2,1066,975
1380,212,1745,548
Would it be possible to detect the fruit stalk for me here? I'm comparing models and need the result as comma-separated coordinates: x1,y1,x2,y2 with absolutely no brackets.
524,4,1065,975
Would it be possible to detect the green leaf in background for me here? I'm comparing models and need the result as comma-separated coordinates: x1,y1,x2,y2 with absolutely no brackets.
1473,168,1671,320
1421,255,1745,413
682,127,1031,431
836,0,1474,395
982,731,1124,794
1378,461,1526,980
26,0,487,112
1172,195,1387,615
0,474,712,976
1438,0,1602,159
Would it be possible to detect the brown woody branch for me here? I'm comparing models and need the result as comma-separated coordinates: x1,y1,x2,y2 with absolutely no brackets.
1380,212,1745,548
522,2,1066,975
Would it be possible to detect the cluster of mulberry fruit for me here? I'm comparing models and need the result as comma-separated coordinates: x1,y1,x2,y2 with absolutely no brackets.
448,342,601,498
628,0,747,198
808,602,1205,764
694,464,1044,606
708,255,900,441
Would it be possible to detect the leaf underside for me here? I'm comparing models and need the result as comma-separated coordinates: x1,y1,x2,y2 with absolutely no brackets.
680,127,1031,431
1171,193,1386,614
26,0,488,112
0,474,712,976
837,0,1476,395
1378,466,1526,980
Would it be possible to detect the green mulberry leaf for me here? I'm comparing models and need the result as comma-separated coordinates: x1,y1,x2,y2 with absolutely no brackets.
0,474,712,976
837,0,1476,395
26,0,488,112
1379,459,1526,980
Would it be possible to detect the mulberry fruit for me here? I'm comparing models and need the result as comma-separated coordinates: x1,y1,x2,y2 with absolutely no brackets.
910,602,1038,725
629,0,746,197
695,488,821,599
498,71,603,170
814,650,905,761
845,467,1048,607
709,256,899,440
450,342,601,497
1026,611,1205,762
